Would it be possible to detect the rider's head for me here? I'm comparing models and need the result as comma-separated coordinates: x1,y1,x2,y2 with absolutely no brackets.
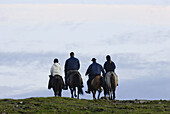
106,55,111,61
91,58,96,62
54,58,58,63
70,52,74,57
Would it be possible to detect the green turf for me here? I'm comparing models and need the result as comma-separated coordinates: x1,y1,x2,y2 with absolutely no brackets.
0,97,169,113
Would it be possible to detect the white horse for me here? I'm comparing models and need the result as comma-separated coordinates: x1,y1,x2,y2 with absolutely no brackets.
104,71,118,100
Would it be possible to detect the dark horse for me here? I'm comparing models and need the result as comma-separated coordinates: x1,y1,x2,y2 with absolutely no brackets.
104,71,118,100
67,70,83,99
90,75,103,100
51,75,64,97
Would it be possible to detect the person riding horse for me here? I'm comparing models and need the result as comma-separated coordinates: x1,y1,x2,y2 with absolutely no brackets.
64,52,83,90
48,58,64,89
103,55,118,86
85,58,105,94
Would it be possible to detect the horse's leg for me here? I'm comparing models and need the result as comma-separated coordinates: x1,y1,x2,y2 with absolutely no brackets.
110,91,112,100
103,87,106,98
70,88,74,98
93,90,96,100
108,90,111,100
113,90,116,100
77,87,79,99
98,90,101,99
59,89,62,97
54,91,57,97
112,87,116,100
53,88,56,97
74,88,77,97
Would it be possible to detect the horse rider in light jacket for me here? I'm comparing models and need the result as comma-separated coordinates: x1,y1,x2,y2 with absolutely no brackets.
64,52,83,90
85,58,105,94
48,58,64,89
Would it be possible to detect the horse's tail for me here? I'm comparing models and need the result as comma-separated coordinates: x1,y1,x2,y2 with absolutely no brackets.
75,73,83,95
111,73,116,91
110,74,114,87
53,76,61,87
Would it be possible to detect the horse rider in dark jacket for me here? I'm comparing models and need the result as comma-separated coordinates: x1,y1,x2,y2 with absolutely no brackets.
64,52,83,89
85,58,105,94
104,55,116,73
103,55,118,86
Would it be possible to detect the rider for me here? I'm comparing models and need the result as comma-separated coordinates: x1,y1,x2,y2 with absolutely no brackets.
104,55,116,73
103,55,118,86
48,58,64,89
64,52,83,90
85,58,105,94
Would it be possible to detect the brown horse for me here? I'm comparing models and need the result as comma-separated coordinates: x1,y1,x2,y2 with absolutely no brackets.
67,70,83,99
104,71,118,100
52,75,64,97
90,75,103,100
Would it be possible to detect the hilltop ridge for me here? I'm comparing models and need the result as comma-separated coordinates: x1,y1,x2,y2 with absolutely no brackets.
0,97,170,113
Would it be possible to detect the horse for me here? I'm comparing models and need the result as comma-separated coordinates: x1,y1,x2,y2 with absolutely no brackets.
67,70,83,99
51,75,64,97
90,75,103,100
104,71,118,100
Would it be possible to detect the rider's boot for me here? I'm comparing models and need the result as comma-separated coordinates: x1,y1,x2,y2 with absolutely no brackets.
81,80,84,88
85,85,90,94
48,75,53,89
85,89,90,94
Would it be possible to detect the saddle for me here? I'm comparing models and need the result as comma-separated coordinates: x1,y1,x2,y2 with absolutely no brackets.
67,70,81,81
54,75,62,79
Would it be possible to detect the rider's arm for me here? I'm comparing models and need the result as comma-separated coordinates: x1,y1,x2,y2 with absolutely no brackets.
50,65,53,76
85,65,91,76
77,59,80,70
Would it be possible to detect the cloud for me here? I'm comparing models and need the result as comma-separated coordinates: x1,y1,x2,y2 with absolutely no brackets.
0,0,170,5
0,52,170,99
103,27,170,45
0,4,170,54
0,4,170,25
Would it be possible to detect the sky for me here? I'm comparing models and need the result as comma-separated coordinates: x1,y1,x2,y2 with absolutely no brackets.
0,0,170,100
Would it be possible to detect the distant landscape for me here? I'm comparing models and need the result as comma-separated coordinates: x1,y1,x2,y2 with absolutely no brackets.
0,97,170,113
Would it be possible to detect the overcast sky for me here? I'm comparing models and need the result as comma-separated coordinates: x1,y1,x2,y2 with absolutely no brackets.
0,0,170,5
0,1,170,100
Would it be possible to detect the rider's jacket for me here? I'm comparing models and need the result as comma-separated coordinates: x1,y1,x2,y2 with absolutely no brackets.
65,57,80,72
104,60,116,73
50,63,61,76
85,62,105,77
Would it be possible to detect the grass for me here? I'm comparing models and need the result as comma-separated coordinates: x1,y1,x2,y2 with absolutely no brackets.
0,97,170,113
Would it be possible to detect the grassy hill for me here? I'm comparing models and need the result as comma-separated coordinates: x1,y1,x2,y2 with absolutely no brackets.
0,97,170,113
